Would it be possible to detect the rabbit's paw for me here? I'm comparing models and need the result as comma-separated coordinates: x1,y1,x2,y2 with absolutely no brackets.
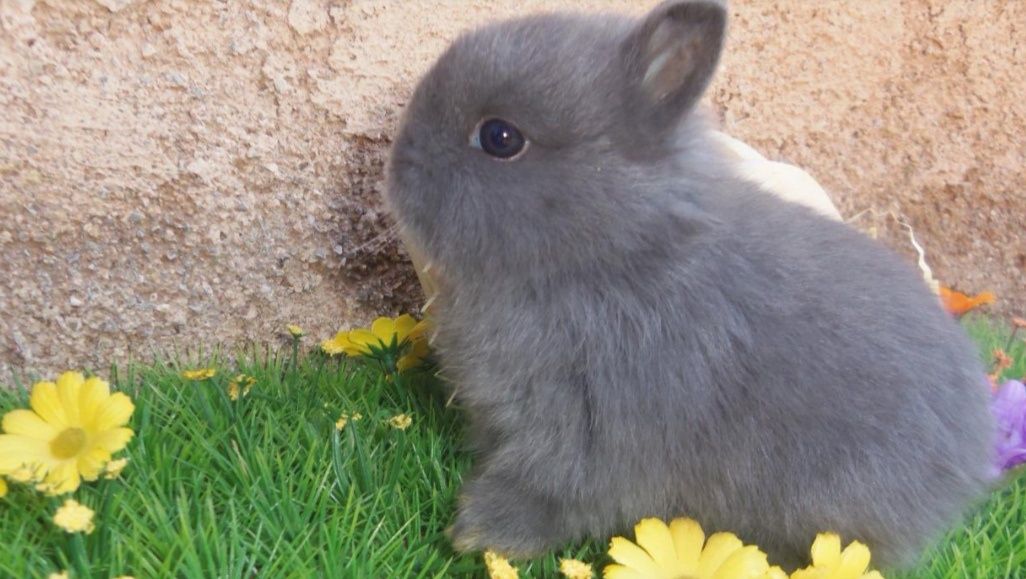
448,477,559,558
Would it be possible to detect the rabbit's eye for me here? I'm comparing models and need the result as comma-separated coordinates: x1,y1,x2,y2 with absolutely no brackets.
472,118,527,160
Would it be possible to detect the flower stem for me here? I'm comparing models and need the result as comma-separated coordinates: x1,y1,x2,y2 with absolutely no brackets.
290,337,300,373
69,532,88,577
1005,327,1020,354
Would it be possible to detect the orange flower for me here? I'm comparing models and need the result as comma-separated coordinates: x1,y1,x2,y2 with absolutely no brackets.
938,286,995,317
994,349,1014,373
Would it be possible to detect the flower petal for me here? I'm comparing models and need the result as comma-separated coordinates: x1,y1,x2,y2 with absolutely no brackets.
56,372,86,425
559,558,593,579
634,518,677,571
43,461,81,495
835,541,872,579
30,382,68,428
408,318,431,340
77,447,111,481
0,434,53,471
697,532,744,577
397,354,420,372
788,567,819,579
394,314,417,341
370,317,396,343
2,409,58,440
602,564,646,579
608,537,662,577
321,336,348,355
78,378,111,423
809,533,842,568
91,393,135,432
711,545,769,579
92,427,134,454
352,328,385,351
669,517,704,574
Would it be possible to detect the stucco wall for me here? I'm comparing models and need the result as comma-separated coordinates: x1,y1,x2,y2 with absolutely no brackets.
1,0,1023,377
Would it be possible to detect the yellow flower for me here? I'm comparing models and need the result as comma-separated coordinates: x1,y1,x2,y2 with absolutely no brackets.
48,572,69,579
350,315,419,351
322,315,432,373
335,412,364,431
104,457,128,479
53,498,95,534
484,550,518,579
181,368,217,381
114,576,135,579
227,374,256,401
388,413,412,431
0,476,7,498
604,517,785,579
790,533,884,579
560,558,594,578
287,324,304,338
0,372,134,495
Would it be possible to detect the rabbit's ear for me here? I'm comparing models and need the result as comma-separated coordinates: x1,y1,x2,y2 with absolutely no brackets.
620,0,727,136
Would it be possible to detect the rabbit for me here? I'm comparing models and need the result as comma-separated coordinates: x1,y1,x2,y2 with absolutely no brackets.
384,0,995,570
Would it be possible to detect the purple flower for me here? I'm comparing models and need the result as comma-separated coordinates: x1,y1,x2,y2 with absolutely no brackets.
991,379,1026,472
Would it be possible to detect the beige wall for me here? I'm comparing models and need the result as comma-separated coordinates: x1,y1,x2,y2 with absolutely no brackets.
1,0,1023,377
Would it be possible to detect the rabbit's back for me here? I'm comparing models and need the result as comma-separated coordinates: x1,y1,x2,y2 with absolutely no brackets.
666,185,994,565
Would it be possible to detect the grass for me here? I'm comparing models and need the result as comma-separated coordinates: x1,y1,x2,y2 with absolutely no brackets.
0,318,1023,578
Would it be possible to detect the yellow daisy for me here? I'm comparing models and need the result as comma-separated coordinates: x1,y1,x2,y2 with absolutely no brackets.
604,517,786,579
287,324,305,338
181,368,216,381
227,374,256,401
484,550,518,579
103,457,128,479
560,558,595,578
0,372,134,495
790,533,884,579
324,316,428,353
388,413,413,431
349,315,419,351
53,498,95,534
321,315,432,373
0,476,7,498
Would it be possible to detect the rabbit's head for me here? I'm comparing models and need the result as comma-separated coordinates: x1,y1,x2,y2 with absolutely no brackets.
387,1,728,283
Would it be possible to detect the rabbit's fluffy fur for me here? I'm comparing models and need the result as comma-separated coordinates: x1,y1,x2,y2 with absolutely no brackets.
385,0,993,569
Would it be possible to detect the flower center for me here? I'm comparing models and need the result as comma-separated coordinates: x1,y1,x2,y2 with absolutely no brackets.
50,427,87,459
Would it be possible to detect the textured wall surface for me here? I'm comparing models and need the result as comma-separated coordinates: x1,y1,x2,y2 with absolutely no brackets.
1,0,1023,377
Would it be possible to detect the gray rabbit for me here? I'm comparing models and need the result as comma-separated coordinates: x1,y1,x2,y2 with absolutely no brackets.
385,0,994,569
